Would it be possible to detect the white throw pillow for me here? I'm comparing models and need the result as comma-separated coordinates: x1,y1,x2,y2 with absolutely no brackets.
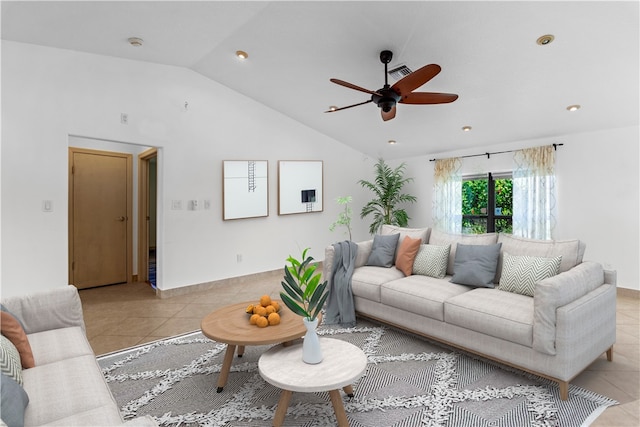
498,253,562,297
412,244,450,279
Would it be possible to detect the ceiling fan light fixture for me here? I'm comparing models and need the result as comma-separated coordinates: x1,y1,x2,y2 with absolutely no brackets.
462,126,472,132
328,105,337,112
536,34,555,46
566,104,581,112
235,50,248,60
127,37,144,47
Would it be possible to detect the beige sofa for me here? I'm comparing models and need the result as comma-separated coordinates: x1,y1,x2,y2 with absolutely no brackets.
323,225,617,400
1,285,157,426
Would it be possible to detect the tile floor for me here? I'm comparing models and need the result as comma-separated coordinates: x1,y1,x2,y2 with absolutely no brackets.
80,274,639,426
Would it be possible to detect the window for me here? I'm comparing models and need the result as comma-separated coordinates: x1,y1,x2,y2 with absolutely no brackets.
462,172,512,234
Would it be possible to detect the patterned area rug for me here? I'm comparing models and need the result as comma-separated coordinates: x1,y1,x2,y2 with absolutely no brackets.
98,319,616,427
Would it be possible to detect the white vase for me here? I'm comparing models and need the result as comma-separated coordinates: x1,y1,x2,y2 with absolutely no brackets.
302,317,323,364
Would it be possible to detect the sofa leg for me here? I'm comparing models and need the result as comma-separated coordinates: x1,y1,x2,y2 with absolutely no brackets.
559,381,569,401
606,346,613,362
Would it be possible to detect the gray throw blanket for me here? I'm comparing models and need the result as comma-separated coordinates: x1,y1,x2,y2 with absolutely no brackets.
324,240,358,327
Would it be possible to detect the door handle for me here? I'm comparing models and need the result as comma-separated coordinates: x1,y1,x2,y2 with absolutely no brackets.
117,216,125,222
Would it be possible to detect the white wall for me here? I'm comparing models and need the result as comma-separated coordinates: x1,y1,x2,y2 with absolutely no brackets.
402,126,640,291
1,41,371,297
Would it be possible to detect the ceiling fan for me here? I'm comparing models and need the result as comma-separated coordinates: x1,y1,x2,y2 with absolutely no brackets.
326,50,458,121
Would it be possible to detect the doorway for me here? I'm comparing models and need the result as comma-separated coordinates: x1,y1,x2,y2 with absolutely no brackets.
138,149,158,288
69,147,133,289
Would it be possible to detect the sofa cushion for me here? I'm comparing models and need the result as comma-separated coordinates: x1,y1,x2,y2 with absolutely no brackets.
366,233,400,267
495,234,585,282
412,244,450,279
382,275,471,321
395,236,422,276
352,266,405,303
1,311,35,368
1,373,29,427
533,261,605,355
381,225,431,258
27,326,95,366
0,335,23,386
498,253,562,297
428,230,498,275
445,288,534,347
22,354,122,426
450,243,502,288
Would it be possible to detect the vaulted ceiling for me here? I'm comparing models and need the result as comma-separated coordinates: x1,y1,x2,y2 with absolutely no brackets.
2,1,638,159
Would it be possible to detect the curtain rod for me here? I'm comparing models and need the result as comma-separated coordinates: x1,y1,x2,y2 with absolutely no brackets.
429,143,563,162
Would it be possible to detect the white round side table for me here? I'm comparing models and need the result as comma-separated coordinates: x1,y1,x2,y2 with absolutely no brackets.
258,337,367,427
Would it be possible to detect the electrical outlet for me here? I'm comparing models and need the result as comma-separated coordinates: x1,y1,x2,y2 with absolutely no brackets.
171,200,182,210
120,113,128,124
204,200,211,210
189,200,198,210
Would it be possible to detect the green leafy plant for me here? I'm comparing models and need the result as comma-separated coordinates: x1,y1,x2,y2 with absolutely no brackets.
359,158,417,234
329,196,353,241
280,248,328,321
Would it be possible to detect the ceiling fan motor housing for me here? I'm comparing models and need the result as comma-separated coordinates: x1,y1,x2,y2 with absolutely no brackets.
371,87,401,112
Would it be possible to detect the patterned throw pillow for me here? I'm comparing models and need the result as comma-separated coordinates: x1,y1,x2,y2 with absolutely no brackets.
412,244,451,279
1,335,23,386
498,253,562,297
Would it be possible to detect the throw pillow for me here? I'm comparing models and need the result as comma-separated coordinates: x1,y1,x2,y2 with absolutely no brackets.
366,233,400,267
0,312,35,369
498,253,562,297
412,244,451,279
0,304,26,331
0,335,23,386
1,373,29,427
395,236,422,276
450,243,502,287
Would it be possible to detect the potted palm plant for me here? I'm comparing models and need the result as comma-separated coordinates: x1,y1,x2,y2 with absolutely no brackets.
280,248,328,363
359,158,417,234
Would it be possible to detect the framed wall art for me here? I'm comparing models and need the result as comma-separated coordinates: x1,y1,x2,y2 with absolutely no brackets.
223,160,268,220
278,160,323,215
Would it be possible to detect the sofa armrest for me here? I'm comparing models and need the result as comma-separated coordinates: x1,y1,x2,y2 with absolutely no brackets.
323,240,373,286
533,261,609,355
0,285,86,334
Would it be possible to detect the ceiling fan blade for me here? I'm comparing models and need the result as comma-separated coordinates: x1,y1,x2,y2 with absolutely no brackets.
381,105,396,121
400,92,458,104
391,64,442,95
330,78,382,96
324,99,372,113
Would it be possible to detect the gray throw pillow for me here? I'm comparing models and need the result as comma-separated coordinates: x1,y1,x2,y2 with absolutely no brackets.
366,233,400,267
1,373,29,427
450,243,502,287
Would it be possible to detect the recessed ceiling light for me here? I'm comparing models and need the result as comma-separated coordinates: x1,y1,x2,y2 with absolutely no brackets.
235,50,248,60
462,126,472,132
127,37,144,47
388,140,397,145
566,104,581,112
536,34,555,46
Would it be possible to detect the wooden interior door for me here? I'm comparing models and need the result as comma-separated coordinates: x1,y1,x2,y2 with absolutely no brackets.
69,148,132,289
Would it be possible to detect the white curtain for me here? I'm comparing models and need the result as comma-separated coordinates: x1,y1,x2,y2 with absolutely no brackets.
512,145,557,239
432,157,462,233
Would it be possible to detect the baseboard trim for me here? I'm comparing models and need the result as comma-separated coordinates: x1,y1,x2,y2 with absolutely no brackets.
617,287,640,299
155,269,282,299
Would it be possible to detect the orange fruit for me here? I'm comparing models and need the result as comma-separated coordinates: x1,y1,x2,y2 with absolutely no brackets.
253,305,267,316
245,304,254,314
271,301,280,312
249,314,261,325
265,305,276,315
268,312,281,326
260,295,272,307
255,316,269,328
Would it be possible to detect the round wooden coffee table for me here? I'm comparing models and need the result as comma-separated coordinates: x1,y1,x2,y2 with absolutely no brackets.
201,300,315,392
258,338,367,427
